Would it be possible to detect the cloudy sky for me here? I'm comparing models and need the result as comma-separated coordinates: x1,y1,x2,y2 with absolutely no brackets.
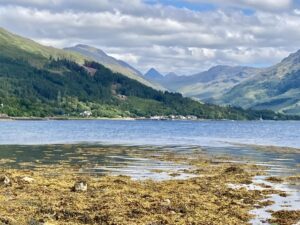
1,0,300,75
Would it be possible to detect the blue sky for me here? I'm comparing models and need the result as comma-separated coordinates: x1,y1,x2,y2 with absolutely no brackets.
145,0,217,12
0,0,299,74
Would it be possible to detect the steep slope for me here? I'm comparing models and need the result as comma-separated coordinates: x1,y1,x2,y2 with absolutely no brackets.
218,50,300,115
0,55,279,119
0,27,296,119
65,45,163,90
179,66,261,101
0,27,86,66
145,65,260,100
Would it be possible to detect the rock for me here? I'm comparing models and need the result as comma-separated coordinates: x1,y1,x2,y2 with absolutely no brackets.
0,175,11,186
170,211,176,215
73,181,88,192
163,199,171,205
21,176,35,183
224,166,244,174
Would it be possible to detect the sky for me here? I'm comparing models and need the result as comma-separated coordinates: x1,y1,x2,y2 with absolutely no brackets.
1,0,300,75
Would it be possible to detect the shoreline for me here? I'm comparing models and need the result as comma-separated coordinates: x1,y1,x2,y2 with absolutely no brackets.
0,148,268,225
0,117,299,122
0,144,299,224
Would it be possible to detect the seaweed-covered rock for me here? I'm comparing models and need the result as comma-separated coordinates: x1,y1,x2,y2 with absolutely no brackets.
224,166,244,174
268,210,300,225
266,176,283,183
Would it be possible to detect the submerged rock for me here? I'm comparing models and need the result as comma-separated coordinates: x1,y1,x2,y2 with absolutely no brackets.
73,181,88,192
0,175,11,186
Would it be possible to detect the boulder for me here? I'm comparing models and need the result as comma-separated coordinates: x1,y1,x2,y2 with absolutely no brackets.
73,181,88,192
21,176,35,183
0,175,11,186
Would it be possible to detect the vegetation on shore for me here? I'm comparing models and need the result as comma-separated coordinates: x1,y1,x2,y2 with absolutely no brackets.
0,153,270,225
0,144,298,225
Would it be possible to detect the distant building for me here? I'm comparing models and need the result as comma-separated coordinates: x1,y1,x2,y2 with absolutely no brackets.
187,115,198,120
80,111,92,117
117,94,127,101
0,114,9,118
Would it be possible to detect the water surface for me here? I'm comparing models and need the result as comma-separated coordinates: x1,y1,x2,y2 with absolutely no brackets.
0,120,300,147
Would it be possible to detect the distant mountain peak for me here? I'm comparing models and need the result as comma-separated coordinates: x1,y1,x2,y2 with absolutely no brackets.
281,49,300,64
147,68,160,73
144,68,164,80
71,44,107,56
65,45,164,90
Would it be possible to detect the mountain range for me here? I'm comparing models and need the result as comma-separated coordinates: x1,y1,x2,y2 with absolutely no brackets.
1,27,278,120
64,45,163,90
145,52,300,115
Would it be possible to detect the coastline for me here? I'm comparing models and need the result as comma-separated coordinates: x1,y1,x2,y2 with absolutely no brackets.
0,144,299,224
0,116,210,122
0,116,289,122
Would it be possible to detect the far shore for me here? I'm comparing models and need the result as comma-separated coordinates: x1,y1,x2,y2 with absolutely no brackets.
0,116,213,122
0,116,294,122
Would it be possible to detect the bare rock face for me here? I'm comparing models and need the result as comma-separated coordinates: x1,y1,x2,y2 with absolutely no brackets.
73,181,88,192
0,175,11,186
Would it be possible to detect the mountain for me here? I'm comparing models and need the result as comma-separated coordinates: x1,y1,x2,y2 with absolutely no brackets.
217,50,300,115
0,27,283,120
0,27,86,66
65,44,162,90
178,66,261,101
144,51,300,115
145,65,260,98
144,68,164,81
165,72,179,78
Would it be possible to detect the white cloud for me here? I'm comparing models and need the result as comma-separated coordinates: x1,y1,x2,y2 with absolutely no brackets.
0,0,299,74
186,0,293,11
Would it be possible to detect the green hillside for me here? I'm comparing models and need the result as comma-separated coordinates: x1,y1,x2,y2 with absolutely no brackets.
217,51,300,115
0,28,86,66
0,27,296,120
65,45,163,90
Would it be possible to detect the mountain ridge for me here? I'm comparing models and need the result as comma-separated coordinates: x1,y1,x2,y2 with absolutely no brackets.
0,27,282,120
144,50,300,115
65,44,163,90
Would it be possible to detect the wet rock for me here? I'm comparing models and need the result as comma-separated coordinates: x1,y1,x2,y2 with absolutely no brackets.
73,181,88,192
163,199,171,205
28,219,54,225
0,175,11,186
28,220,41,225
266,176,283,183
21,176,35,183
268,210,300,225
224,166,244,174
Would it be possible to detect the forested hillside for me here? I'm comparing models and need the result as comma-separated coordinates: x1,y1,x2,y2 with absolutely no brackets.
0,55,273,119
0,27,297,120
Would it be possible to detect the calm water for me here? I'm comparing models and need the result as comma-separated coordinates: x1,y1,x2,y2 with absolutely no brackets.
0,120,300,147
0,120,299,225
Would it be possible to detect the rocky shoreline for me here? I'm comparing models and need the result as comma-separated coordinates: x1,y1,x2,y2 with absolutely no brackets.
0,146,299,225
